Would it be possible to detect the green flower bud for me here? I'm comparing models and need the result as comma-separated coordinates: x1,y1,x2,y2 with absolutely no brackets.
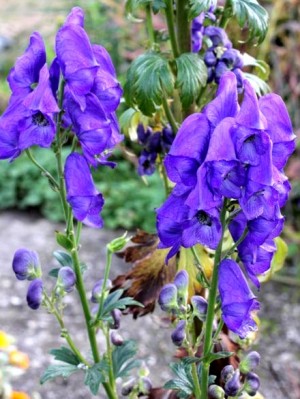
107,232,130,253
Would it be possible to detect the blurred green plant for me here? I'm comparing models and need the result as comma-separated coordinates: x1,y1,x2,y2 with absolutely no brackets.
0,148,163,231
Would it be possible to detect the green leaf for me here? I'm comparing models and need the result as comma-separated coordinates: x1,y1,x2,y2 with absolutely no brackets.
230,0,269,43
84,361,108,395
164,363,194,398
189,0,217,20
152,0,166,14
53,250,73,267
112,340,140,378
48,268,60,278
175,53,207,108
124,52,174,116
50,347,81,366
99,289,143,318
242,53,270,80
205,351,234,363
243,72,271,96
40,364,79,384
55,232,73,251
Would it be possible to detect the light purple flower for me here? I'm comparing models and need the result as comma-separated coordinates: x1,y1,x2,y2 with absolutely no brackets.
27,278,43,310
12,248,41,281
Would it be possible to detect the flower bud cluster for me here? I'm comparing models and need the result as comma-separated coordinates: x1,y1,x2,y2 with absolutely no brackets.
137,124,175,176
158,270,208,347
12,248,76,310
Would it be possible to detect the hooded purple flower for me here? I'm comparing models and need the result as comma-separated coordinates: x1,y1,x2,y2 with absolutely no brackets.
57,266,76,293
12,248,41,281
27,278,43,310
218,259,260,338
65,153,104,228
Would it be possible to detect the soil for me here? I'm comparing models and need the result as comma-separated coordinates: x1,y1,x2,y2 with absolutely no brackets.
0,211,300,399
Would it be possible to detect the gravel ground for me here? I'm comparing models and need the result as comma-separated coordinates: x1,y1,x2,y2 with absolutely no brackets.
0,211,300,399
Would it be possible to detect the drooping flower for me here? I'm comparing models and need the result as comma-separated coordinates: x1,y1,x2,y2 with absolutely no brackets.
171,319,186,346
56,266,77,293
12,249,41,281
158,283,178,312
218,259,260,338
191,295,208,321
27,278,43,310
240,351,261,374
64,153,105,228
91,278,112,303
173,270,189,305
224,369,241,397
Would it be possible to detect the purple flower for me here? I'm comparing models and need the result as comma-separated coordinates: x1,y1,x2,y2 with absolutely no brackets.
57,266,76,293
240,351,261,374
224,369,241,397
174,270,189,305
12,248,41,281
218,259,260,338
27,278,43,310
244,372,260,396
110,331,124,346
171,320,186,346
158,283,178,312
204,26,232,48
191,295,208,321
137,150,157,176
91,278,112,303
65,153,105,228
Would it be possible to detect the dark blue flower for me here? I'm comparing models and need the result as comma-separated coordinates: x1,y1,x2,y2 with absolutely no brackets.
27,278,43,310
12,248,41,281
137,150,157,176
65,153,105,228
171,320,186,346
158,283,178,312
218,259,260,338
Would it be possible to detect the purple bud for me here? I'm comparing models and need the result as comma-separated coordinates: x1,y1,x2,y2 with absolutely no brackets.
121,378,136,396
224,369,241,397
204,50,217,67
208,384,225,399
221,365,235,383
110,309,122,329
191,295,208,321
27,278,43,310
240,351,261,374
244,372,260,396
91,279,112,303
12,249,41,281
140,376,152,395
111,331,124,346
158,283,178,312
171,320,186,347
57,266,76,293
174,270,189,305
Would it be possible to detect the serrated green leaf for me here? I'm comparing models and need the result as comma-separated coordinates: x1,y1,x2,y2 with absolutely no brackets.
165,363,194,398
40,364,79,384
112,340,140,378
99,289,143,318
53,250,73,267
189,0,217,19
242,53,270,80
50,347,81,366
84,361,108,395
230,0,269,43
124,52,174,116
175,53,207,108
243,72,271,96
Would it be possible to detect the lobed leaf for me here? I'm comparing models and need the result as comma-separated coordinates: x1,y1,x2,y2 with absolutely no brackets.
112,340,140,378
50,347,81,366
243,72,271,96
84,361,109,395
40,364,79,384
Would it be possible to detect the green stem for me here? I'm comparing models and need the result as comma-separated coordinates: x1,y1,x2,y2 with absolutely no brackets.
25,149,59,190
176,0,191,54
200,202,227,399
96,248,113,321
165,0,180,58
162,95,178,133
187,327,201,398
105,326,116,392
224,227,248,259
191,246,210,288
145,4,155,45
219,0,232,29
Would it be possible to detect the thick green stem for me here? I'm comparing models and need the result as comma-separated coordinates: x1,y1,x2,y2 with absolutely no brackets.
176,0,191,54
165,0,180,58
145,4,155,45
162,96,178,133
200,202,227,399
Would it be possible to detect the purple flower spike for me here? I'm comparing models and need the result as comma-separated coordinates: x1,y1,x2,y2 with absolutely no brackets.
171,320,186,346
218,259,260,338
65,153,105,228
12,248,41,281
27,278,43,310
158,283,178,312
57,266,76,293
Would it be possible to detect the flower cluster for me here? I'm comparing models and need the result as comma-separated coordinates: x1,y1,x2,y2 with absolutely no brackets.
192,19,244,90
12,248,76,310
136,124,175,176
0,7,123,229
157,71,295,337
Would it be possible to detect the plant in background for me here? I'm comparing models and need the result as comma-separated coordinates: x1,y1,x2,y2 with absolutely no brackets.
0,1,295,399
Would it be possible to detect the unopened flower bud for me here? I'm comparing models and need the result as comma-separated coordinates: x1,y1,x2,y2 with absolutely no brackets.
121,378,136,396
171,320,186,347
139,376,152,395
221,364,234,383
56,266,76,293
91,279,112,303
208,384,225,399
110,309,122,329
107,232,130,253
174,270,189,305
224,369,241,397
191,295,208,321
12,249,41,281
111,331,124,346
240,351,261,374
27,278,43,310
244,372,260,396
158,284,178,312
